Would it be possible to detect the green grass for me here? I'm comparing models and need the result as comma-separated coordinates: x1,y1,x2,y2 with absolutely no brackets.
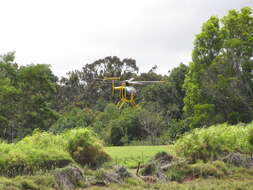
0,173,55,190
2,172,253,190
84,177,253,190
104,145,172,168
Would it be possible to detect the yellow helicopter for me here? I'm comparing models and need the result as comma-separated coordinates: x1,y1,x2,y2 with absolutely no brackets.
96,77,164,109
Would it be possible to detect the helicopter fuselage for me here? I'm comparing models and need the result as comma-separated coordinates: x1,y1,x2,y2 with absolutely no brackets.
102,77,163,109
114,86,137,100
113,85,136,108
125,86,137,98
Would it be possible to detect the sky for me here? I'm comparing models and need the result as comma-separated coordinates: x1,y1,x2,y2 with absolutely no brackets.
0,0,252,77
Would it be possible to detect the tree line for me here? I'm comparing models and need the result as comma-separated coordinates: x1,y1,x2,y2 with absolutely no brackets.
0,7,252,144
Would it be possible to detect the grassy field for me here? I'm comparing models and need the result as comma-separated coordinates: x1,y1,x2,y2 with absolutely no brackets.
104,145,172,168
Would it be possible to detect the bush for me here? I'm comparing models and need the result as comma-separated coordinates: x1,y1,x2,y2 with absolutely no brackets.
0,131,72,176
175,123,253,162
63,128,111,167
0,128,110,176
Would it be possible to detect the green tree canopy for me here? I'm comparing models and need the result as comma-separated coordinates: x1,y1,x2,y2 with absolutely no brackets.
0,52,58,141
184,7,253,128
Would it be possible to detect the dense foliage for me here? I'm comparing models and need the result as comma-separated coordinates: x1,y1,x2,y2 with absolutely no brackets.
184,7,253,128
175,123,253,161
63,128,111,167
0,52,58,141
0,7,253,147
0,128,110,176
1,6,253,190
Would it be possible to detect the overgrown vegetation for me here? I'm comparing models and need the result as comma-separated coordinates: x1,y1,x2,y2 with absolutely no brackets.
166,160,229,182
0,128,110,176
184,7,253,128
0,7,252,145
84,176,253,190
64,128,111,167
0,174,55,190
175,123,253,161
0,6,253,190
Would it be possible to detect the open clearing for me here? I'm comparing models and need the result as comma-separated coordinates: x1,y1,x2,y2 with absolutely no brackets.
104,145,171,168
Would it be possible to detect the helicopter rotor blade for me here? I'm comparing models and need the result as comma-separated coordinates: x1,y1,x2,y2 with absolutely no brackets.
126,78,135,82
93,77,164,85
128,81,164,85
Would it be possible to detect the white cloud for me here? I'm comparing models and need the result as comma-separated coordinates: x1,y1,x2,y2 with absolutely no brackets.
0,0,252,77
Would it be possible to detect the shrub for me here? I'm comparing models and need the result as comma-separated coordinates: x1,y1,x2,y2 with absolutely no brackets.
0,132,72,176
175,123,253,161
0,128,110,176
63,128,111,167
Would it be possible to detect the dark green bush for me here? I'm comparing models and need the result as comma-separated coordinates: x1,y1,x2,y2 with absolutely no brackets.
63,128,111,167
